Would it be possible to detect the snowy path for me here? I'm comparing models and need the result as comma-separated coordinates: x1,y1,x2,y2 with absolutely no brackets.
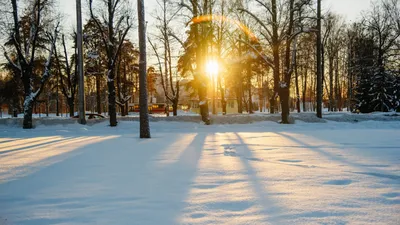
0,121,399,225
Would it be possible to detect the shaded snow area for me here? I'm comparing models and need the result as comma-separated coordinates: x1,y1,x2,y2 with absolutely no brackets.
0,121,399,225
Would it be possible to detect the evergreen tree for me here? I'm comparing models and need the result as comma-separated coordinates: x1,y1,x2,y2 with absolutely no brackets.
352,35,375,113
369,68,395,112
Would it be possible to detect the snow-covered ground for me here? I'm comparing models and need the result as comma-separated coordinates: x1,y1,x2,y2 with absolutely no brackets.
0,120,399,224
1,111,400,127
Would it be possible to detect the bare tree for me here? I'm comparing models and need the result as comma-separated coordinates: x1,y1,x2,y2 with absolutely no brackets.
54,34,78,117
3,0,59,128
149,0,181,116
239,0,313,123
89,0,132,126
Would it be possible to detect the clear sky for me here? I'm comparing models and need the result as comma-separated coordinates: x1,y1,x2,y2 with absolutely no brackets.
324,0,371,22
59,0,372,29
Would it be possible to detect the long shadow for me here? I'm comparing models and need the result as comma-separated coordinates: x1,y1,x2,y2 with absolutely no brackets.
0,136,110,183
0,135,120,224
0,137,78,155
276,132,400,182
0,139,19,144
0,133,202,225
140,133,207,225
234,132,283,223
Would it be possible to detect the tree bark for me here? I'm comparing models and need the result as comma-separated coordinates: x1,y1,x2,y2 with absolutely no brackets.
23,100,34,129
22,73,33,128
280,0,295,124
218,76,226,115
96,75,102,114
271,0,280,114
302,63,308,112
108,71,117,126
247,64,253,114
295,65,301,113
172,99,178,116
68,98,74,117
334,54,339,111
138,0,151,138
316,0,323,118
329,50,334,111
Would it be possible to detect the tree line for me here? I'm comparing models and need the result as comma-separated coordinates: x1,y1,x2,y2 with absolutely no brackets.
0,0,399,129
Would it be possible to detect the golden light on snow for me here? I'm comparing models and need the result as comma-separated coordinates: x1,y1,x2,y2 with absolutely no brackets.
0,135,117,183
206,60,219,76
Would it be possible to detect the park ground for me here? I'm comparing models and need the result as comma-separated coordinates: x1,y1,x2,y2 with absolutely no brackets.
0,114,399,224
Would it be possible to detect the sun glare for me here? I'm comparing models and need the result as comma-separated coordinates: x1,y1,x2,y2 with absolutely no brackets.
206,60,219,76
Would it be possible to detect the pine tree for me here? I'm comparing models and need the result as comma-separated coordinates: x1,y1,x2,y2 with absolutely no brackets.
369,68,395,112
352,36,375,113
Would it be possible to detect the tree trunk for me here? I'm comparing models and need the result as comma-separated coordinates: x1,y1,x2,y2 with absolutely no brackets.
218,76,227,115
334,55,339,111
120,105,126,116
237,85,243,114
96,75,102,114
46,96,49,117
138,0,151,138
259,84,263,112
348,61,353,112
295,51,300,113
222,100,227,115
316,0,323,118
22,72,33,129
108,74,117,126
303,53,308,112
23,98,34,129
329,53,334,111
56,93,59,117
280,87,290,123
68,98,75,117
123,59,129,116
117,55,125,117
295,70,300,113
172,99,178,116
60,95,63,117
199,86,210,123
271,0,280,114
280,0,295,124
247,65,253,114
237,36,243,114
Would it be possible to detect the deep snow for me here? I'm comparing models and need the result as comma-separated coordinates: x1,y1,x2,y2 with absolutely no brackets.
0,120,399,224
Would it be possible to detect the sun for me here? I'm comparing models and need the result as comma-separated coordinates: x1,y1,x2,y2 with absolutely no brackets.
206,60,219,76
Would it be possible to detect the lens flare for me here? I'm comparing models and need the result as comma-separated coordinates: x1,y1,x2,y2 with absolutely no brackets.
191,14,258,42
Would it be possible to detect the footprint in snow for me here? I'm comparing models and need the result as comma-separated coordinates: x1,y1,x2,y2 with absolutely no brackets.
324,179,353,185
224,146,237,156
224,150,237,156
